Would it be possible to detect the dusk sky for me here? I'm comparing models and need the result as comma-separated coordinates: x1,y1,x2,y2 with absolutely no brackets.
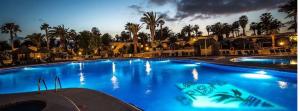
0,0,291,41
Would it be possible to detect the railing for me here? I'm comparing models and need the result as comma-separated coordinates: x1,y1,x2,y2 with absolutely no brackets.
38,77,48,94
55,76,62,92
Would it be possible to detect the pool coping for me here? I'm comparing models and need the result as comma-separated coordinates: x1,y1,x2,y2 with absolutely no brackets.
0,57,296,74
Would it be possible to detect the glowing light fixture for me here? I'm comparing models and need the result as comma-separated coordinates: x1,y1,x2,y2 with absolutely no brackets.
145,47,149,51
290,60,297,65
279,42,284,46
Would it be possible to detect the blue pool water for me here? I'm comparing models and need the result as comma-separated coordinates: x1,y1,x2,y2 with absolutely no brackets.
232,57,297,65
0,59,297,111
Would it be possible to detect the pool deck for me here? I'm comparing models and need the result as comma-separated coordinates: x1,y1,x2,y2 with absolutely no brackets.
0,88,141,111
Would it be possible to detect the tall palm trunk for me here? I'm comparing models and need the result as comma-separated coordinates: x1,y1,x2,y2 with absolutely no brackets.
60,34,66,51
188,31,191,38
159,25,163,46
252,29,256,35
133,33,138,54
150,27,155,42
242,28,246,36
10,31,14,50
45,29,50,50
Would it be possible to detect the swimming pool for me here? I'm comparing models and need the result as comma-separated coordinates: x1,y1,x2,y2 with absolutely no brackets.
0,59,297,111
231,57,297,65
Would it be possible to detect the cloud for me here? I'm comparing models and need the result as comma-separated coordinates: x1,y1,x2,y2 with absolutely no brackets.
148,0,176,6
175,0,286,20
159,11,178,21
128,5,145,14
129,5,177,22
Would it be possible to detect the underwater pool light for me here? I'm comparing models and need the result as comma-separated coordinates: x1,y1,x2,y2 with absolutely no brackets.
184,64,198,67
102,60,112,62
241,70,272,79
256,70,267,74
241,74,272,79
158,60,170,63
23,67,31,70
195,62,201,65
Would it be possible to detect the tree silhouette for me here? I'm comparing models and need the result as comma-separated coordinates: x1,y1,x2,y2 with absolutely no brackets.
279,0,297,32
239,15,248,36
141,11,164,42
1,23,21,50
40,23,51,50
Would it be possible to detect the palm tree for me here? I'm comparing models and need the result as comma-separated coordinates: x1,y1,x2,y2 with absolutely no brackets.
232,21,240,37
260,13,273,34
141,11,163,42
256,22,263,35
279,0,297,32
68,29,77,51
40,23,51,50
127,23,142,54
125,22,133,40
25,33,43,49
1,23,21,50
239,15,248,36
222,23,231,38
193,25,199,36
206,25,211,36
158,20,165,41
138,32,149,44
50,25,69,51
182,24,193,38
249,22,257,35
91,27,101,36
210,22,224,41
270,19,284,33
